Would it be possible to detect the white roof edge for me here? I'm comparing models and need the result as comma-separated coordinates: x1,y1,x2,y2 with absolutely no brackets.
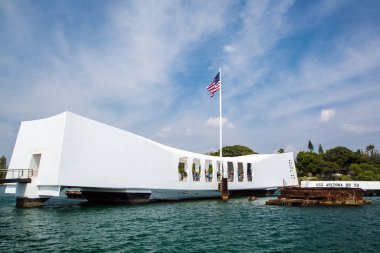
26,112,283,161
20,111,69,124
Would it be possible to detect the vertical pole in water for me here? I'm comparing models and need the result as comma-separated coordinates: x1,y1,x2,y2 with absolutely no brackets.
219,67,228,201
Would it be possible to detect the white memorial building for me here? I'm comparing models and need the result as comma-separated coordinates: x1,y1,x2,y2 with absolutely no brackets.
5,112,298,206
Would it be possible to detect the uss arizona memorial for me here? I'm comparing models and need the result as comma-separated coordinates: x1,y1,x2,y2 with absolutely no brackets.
5,112,298,206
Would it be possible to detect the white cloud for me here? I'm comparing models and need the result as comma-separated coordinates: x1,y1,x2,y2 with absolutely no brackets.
184,127,192,136
223,1,293,75
341,124,379,134
285,145,298,154
0,1,231,157
224,45,235,52
319,109,336,123
156,125,172,138
206,117,220,127
206,117,235,129
1,1,380,158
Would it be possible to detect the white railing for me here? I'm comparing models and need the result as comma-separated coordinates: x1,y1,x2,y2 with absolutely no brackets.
0,169,33,180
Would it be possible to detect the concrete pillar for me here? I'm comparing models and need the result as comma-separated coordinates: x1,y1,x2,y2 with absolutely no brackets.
16,196,49,208
233,161,238,182
223,161,228,178
212,160,218,182
15,180,49,208
186,157,193,182
200,159,205,182
194,158,201,182
221,177,228,201
243,163,248,182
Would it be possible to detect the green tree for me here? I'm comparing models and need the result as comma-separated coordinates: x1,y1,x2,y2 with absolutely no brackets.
308,140,314,153
277,148,285,153
324,146,367,172
0,156,7,170
178,162,186,175
0,156,7,180
318,144,324,154
368,150,380,166
208,164,213,174
356,149,363,155
295,151,321,176
318,160,341,180
296,151,343,179
365,144,375,156
209,145,257,157
363,144,380,166
349,163,380,180
356,171,378,181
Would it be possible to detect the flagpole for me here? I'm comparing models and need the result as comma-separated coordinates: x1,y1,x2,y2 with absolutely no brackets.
219,67,228,201
219,67,223,178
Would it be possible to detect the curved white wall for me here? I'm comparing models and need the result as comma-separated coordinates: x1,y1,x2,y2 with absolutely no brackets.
7,112,298,196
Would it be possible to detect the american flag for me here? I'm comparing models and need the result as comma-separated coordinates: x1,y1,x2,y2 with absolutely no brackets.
207,72,221,97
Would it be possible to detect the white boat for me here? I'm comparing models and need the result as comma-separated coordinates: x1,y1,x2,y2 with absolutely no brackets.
4,112,298,206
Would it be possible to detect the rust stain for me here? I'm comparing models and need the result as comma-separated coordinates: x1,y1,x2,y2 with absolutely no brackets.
266,187,371,206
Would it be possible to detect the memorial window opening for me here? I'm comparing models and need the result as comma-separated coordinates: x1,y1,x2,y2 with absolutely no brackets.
205,160,213,182
237,162,244,182
216,161,221,182
192,159,201,181
227,162,234,182
178,157,187,181
247,163,253,182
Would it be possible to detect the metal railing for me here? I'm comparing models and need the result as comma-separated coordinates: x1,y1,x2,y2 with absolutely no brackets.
0,169,34,180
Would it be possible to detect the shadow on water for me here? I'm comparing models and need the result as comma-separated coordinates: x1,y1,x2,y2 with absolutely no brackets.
43,195,257,210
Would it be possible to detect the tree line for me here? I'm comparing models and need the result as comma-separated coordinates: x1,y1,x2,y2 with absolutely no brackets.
211,143,380,181
296,141,380,181
208,145,257,157
0,155,7,180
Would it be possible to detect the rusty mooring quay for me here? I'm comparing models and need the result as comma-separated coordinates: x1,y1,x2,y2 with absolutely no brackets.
266,187,372,206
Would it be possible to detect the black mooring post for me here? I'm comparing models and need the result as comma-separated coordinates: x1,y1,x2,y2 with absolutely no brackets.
221,177,228,200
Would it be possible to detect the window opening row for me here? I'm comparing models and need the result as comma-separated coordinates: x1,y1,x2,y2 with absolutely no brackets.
178,158,253,183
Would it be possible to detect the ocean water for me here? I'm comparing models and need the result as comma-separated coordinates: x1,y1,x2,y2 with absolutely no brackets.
1,186,379,253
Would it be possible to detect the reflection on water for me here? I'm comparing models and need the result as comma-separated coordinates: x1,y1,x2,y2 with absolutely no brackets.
1,186,380,252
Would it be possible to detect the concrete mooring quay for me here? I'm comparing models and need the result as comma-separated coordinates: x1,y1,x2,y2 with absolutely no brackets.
266,187,372,206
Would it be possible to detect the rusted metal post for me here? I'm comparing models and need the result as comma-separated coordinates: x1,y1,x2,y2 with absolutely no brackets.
221,177,228,201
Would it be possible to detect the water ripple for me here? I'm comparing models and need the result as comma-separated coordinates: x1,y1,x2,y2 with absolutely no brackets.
1,190,380,252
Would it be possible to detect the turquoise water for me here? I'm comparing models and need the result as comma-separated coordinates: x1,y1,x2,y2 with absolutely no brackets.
1,186,379,252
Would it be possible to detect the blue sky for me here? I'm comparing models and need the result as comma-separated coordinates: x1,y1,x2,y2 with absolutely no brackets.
1,0,380,159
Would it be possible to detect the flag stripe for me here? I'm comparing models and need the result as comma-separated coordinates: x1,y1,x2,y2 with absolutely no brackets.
208,84,220,93
207,72,220,97
207,82,219,89
207,82,220,89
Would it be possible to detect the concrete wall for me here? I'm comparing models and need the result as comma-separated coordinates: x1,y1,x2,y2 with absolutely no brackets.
57,112,176,189
7,112,299,197
7,113,66,185
301,181,380,190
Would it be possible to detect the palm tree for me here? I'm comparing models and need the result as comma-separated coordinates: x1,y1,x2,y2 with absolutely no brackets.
366,144,375,156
